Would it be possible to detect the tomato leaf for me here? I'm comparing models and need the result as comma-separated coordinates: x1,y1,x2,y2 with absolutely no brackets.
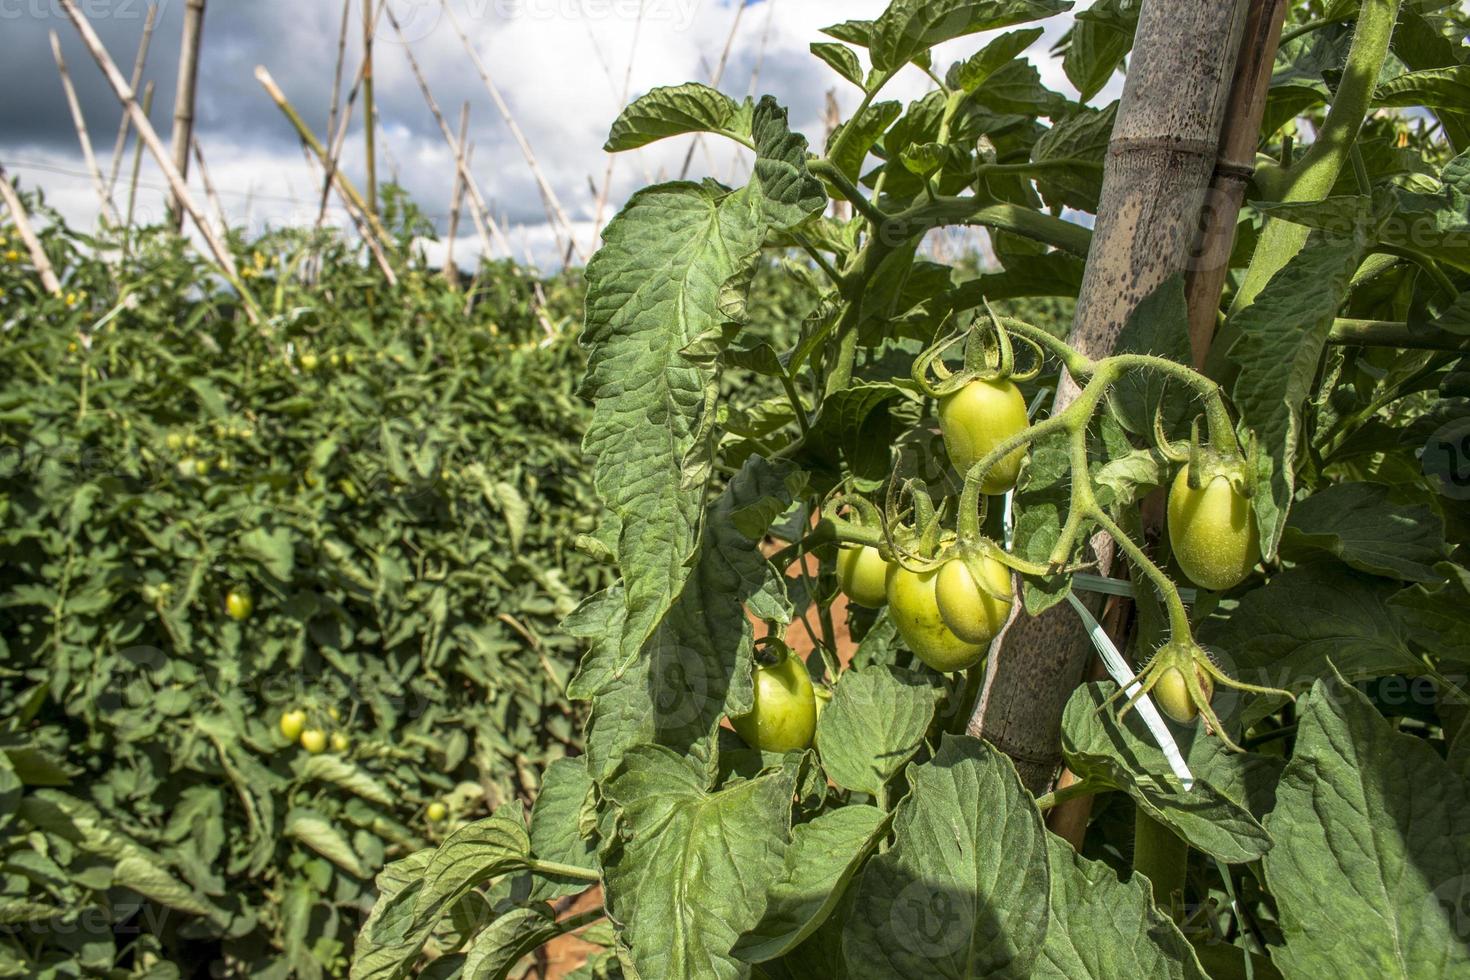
601,745,797,980
869,0,1073,73
1280,482,1447,583
843,736,1050,978
815,666,937,797
1263,674,1470,978
604,83,753,152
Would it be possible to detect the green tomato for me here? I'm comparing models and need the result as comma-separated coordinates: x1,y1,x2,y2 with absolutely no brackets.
836,544,890,608
935,554,1012,645
1154,664,1213,724
279,709,307,742
225,589,253,621
299,728,328,754
176,457,198,479
426,801,448,822
299,353,319,372
330,731,349,753
730,652,817,753
937,378,1029,494
1166,468,1259,591
885,564,987,672
165,432,185,452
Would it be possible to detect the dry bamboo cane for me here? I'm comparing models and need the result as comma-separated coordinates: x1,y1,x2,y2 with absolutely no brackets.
967,0,1252,794
386,10,497,258
168,0,207,231
314,58,366,238
254,67,394,250
106,4,157,197
124,82,154,247
362,0,378,218
50,32,121,226
56,0,252,308
192,138,229,237
0,167,63,296
325,0,353,161
593,0,646,242
438,0,586,262
1184,0,1289,367
445,122,470,288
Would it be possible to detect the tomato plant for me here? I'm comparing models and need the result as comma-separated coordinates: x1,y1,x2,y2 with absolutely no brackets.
352,3,1470,977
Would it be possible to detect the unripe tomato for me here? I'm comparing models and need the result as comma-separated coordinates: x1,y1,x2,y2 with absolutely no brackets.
279,709,307,742
731,653,817,753
836,545,890,608
885,564,987,672
935,555,1012,645
299,728,328,754
300,353,319,372
1167,468,1259,591
426,801,448,822
166,432,185,452
1154,664,1213,724
176,457,198,479
938,378,1029,494
225,589,253,621
330,731,349,753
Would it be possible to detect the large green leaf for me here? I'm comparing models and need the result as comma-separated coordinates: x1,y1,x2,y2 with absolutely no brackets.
604,83,753,151
1280,482,1447,583
601,745,798,980
814,666,936,798
1263,675,1470,978
528,757,599,900
1035,835,1207,979
582,97,823,670
733,805,890,963
1227,209,1375,558
1389,563,1470,666
869,0,1073,72
843,736,1051,979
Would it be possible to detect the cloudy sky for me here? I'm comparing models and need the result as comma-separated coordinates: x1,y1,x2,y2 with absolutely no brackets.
0,0,1113,268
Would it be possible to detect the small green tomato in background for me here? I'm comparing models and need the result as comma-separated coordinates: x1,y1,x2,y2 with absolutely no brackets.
935,554,1012,645
426,801,448,822
224,589,253,621
886,564,987,672
330,732,349,753
1153,664,1214,724
165,432,185,452
836,544,890,608
937,378,1029,494
299,352,319,372
279,709,307,742
1166,468,1259,591
299,728,328,754
730,649,817,753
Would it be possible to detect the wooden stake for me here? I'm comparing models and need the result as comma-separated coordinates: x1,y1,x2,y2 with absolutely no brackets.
50,31,120,226
445,131,470,288
106,3,157,197
192,137,229,237
124,82,155,246
678,0,746,181
56,0,249,303
438,0,586,262
967,0,1251,794
361,0,378,217
168,0,207,231
0,167,64,296
1184,0,1289,367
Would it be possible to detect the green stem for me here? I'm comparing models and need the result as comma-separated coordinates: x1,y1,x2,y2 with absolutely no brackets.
1035,777,1099,811
1328,318,1470,352
1133,810,1188,913
1229,0,1403,315
899,198,1093,258
779,370,812,439
1374,244,1460,299
810,159,888,228
527,859,601,883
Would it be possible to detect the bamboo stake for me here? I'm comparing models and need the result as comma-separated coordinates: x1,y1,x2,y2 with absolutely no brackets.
1184,0,1288,367
168,0,207,231
967,0,1251,794
124,82,154,247
192,137,229,237
438,0,586,261
254,66,393,249
56,0,247,293
728,0,777,179
386,10,498,258
50,31,120,226
314,57,366,237
362,0,378,217
678,0,747,180
0,167,63,296
592,0,646,242
326,0,353,158
106,4,157,196
445,125,470,287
